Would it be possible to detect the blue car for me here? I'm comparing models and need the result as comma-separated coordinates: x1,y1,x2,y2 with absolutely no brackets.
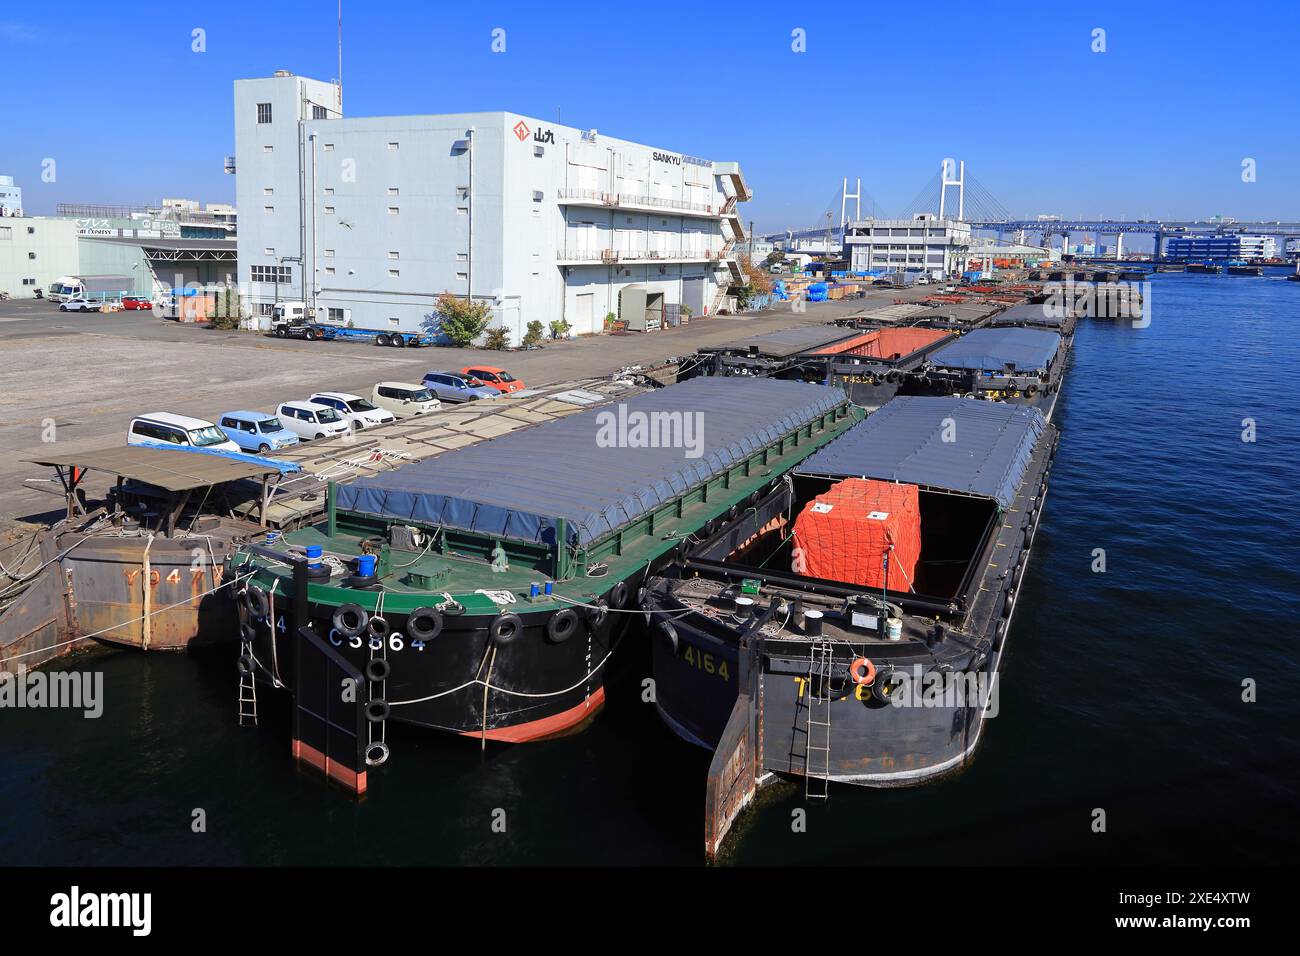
421,370,498,403
218,411,302,454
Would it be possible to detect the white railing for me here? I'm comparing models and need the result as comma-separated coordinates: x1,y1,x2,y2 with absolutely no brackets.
556,188,719,216
558,248,722,263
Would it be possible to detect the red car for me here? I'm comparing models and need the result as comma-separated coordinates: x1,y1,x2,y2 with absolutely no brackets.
121,296,154,311
460,366,525,394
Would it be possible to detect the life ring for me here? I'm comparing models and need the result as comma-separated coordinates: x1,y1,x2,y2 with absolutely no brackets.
849,657,876,686
610,580,629,609
658,620,679,654
367,616,391,639
332,603,369,638
586,600,608,629
546,608,579,644
490,612,524,646
365,741,390,766
406,607,444,641
242,584,270,620
365,699,391,723
236,654,254,676
364,658,391,682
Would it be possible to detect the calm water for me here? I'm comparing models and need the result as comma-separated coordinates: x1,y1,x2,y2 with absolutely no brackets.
4,271,1299,866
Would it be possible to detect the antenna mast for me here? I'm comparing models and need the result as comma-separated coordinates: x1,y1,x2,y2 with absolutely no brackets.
337,0,344,112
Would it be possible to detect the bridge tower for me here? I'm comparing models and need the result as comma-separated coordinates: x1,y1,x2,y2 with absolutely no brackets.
840,177,862,227
938,159,965,220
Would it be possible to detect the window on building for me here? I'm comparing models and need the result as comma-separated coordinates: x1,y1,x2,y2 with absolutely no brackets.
388,317,400,325
250,265,292,284
264,247,275,256
27,226,34,234
387,142,399,151
388,251,399,260
0,226,10,238
328,308,345,322
456,253,467,262
258,302,275,316
28,252,35,260
324,249,335,258
263,145,274,153
324,205,335,214
324,187,334,196
263,187,273,196
456,272,467,280
456,207,468,216
388,207,399,215
313,105,328,120
256,102,272,124
388,269,399,278
387,187,399,196
323,143,334,152
23,277,35,285
264,205,274,214
325,267,335,276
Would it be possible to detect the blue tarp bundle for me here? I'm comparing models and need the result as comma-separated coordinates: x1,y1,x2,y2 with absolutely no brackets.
794,396,1045,509
134,441,301,475
928,327,1061,373
334,377,845,548
989,303,1068,328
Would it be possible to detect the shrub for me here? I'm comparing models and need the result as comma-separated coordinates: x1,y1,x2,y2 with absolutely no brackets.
522,320,545,347
483,326,511,350
549,318,572,339
425,292,493,347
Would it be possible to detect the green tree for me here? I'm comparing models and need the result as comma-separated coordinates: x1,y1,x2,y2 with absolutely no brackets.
424,292,493,347
550,318,572,339
522,320,545,347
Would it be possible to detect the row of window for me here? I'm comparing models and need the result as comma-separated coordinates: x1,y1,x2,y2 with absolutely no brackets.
250,265,292,283
0,225,37,237
256,102,331,123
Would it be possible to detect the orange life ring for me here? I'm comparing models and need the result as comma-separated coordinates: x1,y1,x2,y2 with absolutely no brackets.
849,657,876,686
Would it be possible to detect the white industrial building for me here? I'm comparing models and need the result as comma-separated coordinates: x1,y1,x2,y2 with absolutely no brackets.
842,214,971,279
233,72,751,339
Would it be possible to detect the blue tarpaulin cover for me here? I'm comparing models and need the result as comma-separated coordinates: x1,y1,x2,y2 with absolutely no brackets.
794,396,1045,509
928,327,1061,372
334,377,845,548
989,303,1068,328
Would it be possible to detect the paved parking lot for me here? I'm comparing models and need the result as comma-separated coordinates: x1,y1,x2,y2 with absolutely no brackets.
0,292,907,522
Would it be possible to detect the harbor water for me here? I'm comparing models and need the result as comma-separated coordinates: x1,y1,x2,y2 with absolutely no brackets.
3,271,1298,865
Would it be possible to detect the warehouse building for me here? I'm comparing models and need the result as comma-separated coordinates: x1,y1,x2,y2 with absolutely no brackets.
842,214,971,279
1164,234,1276,261
0,216,79,297
232,72,751,338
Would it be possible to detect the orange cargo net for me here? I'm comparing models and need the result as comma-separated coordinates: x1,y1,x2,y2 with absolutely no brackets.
791,479,921,591
816,327,951,360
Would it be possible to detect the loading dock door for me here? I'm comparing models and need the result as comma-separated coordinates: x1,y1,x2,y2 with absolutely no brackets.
575,292,594,333
682,276,705,317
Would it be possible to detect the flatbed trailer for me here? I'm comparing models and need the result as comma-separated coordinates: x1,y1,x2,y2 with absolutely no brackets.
272,321,438,347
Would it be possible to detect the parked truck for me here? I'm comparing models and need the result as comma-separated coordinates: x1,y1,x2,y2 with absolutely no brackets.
270,302,437,346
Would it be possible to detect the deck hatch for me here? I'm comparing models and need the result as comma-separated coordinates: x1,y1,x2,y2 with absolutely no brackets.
927,327,1062,373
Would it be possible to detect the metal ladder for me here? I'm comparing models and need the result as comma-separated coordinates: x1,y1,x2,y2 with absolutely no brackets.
238,639,258,727
804,640,834,800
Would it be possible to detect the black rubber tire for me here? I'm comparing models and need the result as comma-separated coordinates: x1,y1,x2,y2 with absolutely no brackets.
546,608,579,644
871,667,900,703
407,607,443,642
239,622,256,642
490,612,524,646
304,329,318,341
365,658,391,682
391,335,406,348
367,616,390,639
365,741,390,766
257,444,270,454
365,699,391,723
994,619,1008,652
242,584,270,619
610,581,629,609
332,603,369,638
274,327,286,337
1003,590,1016,617
659,620,679,654
236,655,254,676
586,600,608,630
376,333,391,346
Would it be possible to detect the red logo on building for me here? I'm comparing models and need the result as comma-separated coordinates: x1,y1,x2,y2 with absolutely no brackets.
513,120,530,142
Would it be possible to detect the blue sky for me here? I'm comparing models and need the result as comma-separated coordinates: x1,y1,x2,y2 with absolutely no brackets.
2,0,1297,231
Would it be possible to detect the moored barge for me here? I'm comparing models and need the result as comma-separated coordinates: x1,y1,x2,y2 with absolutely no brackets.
641,396,1059,856
229,377,861,778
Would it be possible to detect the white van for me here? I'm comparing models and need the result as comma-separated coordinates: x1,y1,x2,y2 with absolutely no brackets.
127,412,241,453
371,382,442,418
276,401,352,441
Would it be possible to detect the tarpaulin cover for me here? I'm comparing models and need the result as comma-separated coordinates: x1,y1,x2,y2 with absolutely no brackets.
928,327,1061,373
795,396,1045,509
815,327,953,359
792,478,920,590
989,303,1068,328
333,377,844,548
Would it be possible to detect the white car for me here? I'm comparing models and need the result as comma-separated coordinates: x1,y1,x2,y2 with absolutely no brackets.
59,298,100,312
276,401,352,441
127,412,241,453
372,382,442,419
309,392,397,430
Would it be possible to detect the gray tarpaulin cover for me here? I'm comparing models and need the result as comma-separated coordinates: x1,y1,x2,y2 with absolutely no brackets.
989,303,1069,328
928,327,1062,372
794,396,1045,509
334,377,844,548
